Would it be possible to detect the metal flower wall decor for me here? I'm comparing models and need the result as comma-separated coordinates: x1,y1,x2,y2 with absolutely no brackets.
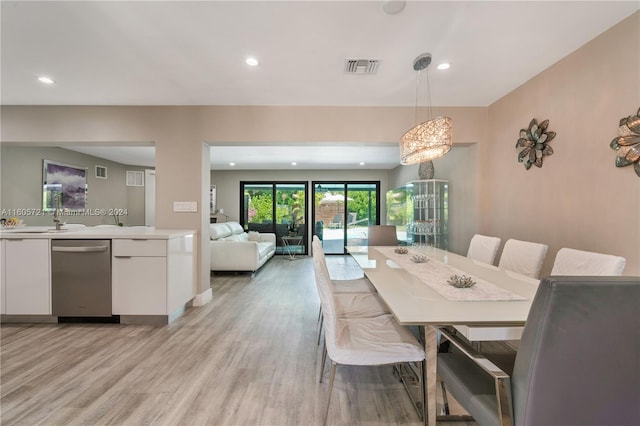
610,107,640,178
516,118,555,170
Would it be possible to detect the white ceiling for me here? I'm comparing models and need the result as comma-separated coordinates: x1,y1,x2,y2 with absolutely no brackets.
2,1,638,169
66,143,401,170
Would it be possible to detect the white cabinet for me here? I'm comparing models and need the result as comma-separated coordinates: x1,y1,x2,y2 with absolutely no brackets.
1,231,194,323
112,239,167,315
1,240,5,315
3,239,51,314
112,236,194,319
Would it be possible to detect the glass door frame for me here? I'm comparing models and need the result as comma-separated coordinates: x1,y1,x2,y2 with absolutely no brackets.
312,181,380,255
240,181,309,256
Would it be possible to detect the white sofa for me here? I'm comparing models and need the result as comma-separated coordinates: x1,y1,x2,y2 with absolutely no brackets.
210,221,276,274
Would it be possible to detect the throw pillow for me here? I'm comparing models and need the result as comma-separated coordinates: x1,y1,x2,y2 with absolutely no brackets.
248,231,260,241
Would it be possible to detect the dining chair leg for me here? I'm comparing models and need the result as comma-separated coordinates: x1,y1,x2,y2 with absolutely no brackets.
317,315,324,345
420,359,427,423
440,379,450,415
319,339,328,383
323,362,337,426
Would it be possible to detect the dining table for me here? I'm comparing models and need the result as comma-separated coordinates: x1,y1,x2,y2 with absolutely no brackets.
346,245,540,426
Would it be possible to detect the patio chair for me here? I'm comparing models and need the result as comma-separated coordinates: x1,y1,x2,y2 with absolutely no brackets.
328,214,342,228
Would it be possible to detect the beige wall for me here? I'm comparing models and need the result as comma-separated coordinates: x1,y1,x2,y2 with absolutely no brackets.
1,12,638,296
485,12,640,276
0,106,486,294
1,145,147,226
389,144,481,255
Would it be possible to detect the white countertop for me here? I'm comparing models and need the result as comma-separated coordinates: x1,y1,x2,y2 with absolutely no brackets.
0,226,195,239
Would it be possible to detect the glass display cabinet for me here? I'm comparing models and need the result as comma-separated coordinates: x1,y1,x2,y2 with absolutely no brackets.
386,179,448,249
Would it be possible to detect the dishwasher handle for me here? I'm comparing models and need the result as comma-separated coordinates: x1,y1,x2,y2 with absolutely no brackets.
52,245,110,253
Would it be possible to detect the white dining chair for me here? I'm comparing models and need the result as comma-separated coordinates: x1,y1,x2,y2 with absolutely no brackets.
453,239,548,345
467,234,502,265
312,236,379,344
498,238,549,279
312,238,388,318
313,254,425,425
312,236,375,294
367,225,398,246
551,248,626,276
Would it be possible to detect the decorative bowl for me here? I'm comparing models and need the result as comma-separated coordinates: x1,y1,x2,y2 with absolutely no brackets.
410,254,428,263
1,218,24,229
448,275,476,288
394,247,409,254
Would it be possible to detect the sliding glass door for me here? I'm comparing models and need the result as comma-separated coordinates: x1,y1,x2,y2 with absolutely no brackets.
241,182,307,255
313,182,379,254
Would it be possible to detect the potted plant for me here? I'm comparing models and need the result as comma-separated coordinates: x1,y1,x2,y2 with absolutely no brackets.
288,196,301,236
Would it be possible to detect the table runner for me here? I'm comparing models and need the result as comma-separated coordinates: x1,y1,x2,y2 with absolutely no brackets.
372,247,527,301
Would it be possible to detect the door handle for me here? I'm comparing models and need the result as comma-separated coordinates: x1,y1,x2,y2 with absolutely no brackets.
52,246,109,253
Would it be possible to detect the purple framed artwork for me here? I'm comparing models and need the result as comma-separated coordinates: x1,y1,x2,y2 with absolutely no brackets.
42,160,87,211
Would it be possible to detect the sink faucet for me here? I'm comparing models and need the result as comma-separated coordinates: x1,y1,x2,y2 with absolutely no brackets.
53,194,63,230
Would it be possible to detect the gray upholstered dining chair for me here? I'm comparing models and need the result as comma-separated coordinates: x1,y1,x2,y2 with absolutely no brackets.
367,225,398,246
438,276,640,426
466,234,502,265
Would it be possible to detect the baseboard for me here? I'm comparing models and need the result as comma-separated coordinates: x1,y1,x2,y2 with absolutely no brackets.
192,287,212,306
1,314,58,324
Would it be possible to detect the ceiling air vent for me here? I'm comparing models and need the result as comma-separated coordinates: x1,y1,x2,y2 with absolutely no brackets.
345,59,379,74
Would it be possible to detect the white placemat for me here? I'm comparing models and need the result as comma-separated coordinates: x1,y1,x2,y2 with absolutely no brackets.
372,247,527,301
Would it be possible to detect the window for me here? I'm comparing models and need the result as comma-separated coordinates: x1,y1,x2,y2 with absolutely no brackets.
241,181,308,255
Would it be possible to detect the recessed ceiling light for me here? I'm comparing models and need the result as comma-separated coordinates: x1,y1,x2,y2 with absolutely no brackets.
360,162,366,166
37,76,54,84
245,57,259,67
291,162,297,166
383,1,406,15
229,162,235,166
437,63,450,70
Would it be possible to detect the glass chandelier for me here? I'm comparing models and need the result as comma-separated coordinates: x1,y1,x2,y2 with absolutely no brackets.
400,53,453,165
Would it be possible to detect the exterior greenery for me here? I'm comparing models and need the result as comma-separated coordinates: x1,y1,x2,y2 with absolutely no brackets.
245,184,377,228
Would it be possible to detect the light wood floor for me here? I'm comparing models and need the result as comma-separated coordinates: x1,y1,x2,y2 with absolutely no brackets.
1,256,477,426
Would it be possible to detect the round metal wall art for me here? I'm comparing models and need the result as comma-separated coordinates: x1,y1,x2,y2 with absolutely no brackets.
516,118,555,170
610,107,640,178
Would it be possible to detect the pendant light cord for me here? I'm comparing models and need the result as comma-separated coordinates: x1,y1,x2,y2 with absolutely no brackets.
413,68,433,125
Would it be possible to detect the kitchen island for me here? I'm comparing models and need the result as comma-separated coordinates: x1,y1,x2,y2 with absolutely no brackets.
1,226,196,325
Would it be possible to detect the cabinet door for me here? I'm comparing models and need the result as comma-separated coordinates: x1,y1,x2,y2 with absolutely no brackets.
112,256,166,315
1,240,5,314
4,239,51,314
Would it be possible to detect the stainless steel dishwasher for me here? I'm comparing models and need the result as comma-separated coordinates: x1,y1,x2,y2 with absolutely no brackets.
51,239,112,319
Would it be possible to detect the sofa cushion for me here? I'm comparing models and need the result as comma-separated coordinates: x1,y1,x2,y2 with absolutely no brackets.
230,233,249,242
257,242,274,258
210,223,232,239
227,221,245,235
